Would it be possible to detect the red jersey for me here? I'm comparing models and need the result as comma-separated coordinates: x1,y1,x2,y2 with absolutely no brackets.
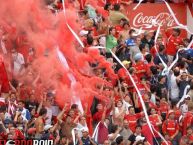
118,68,130,84
174,109,181,120
149,114,161,137
142,124,153,145
162,120,179,137
136,83,150,96
165,30,183,56
96,7,109,17
127,74,139,92
188,134,193,142
159,102,169,114
124,113,143,132
146,62,155,78
91,27,98,37
118,68,127,79
115,25,123,38
13,129,25,140
150,46,157,58
138,100,157,111
0,58,9,93
182,112,193,135
93,109,111,123
133,61,147,80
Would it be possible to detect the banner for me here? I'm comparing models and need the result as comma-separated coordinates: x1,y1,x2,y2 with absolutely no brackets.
127,3,187,36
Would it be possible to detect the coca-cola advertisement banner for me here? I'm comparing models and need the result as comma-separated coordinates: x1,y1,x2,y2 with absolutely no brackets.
127,3,187,35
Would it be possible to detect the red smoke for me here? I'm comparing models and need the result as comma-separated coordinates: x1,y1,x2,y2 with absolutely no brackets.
0,0,116,108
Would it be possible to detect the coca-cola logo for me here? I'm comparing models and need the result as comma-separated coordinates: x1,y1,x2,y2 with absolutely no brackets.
132,12,176,28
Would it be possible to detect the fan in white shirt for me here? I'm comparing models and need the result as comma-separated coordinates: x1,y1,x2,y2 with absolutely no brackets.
170,67,180,102
76,116,88,138
179,97,190,115
11,49,25,76
112,100,126,120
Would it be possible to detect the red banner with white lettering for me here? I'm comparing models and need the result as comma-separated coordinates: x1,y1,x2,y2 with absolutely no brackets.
127,3,187,36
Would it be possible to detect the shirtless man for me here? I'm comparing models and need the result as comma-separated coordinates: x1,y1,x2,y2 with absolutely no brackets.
119,22,130,42
35,108,47,139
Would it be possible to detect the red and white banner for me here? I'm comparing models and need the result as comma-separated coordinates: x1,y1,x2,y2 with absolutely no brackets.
127,3,187,36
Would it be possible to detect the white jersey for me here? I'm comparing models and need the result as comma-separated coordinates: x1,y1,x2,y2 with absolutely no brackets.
13,53,25,76
170,74,179,100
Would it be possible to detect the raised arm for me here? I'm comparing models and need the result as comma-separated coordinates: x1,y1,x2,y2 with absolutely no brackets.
14,111,21,122
101,106,107,123
37,95,45,114
57,104,68,123
50,122,59,133
108,127,122,141
73,112,81,124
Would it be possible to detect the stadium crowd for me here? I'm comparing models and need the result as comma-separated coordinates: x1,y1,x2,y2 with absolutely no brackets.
0,0,193,145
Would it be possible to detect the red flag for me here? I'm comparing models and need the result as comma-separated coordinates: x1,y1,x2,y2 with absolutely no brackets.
0,57,10,93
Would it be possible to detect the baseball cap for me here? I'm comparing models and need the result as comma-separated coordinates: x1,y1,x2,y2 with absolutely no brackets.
186,48,193,57
81,127,89,132
122,60,130,66
134,53,143,61
125,39,136,46
44,125,53,131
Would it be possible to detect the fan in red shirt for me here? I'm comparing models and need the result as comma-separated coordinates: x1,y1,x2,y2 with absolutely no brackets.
164,28,183,62
9,127,25,140
93,103,112,123
0,56,10,94
186,126,193,144
126,67,139,93
158,97,170,120
161,134,172,145
124,106,144,132
114,18,127,38
144,54,155,79
149,108,162,141
133,53,147,81
181,102,193,135
98,3,113,18
173,106,182,121
96,106,110,144
141,117,153,145
117,60,130,82
136,77,150,97
150,36,164,58
162,110,180,144
138,93,157,112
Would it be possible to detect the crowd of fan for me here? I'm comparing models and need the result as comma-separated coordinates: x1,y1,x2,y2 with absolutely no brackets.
0,0,193,145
